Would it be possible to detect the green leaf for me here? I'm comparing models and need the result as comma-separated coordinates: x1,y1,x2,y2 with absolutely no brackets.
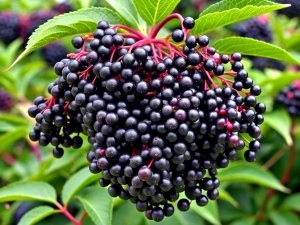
192,0,289,35
18,206,56,225
229,218,256,225
281,193,300,212
218,162,289,193
113,200,145,225
219,187,238,207
0,182,56,203
77,187,113,225
190,200,221,225
133,0,180,26
213,37,300,65
264,109,293,146
0,114,28,132
0,127,28,152
61,166,101,206
7,7,123,70
268,210,300,225
105,0,147,34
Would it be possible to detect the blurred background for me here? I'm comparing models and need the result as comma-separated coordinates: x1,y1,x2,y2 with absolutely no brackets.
0,0,300,224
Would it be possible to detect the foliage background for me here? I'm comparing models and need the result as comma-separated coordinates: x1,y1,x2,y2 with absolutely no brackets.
0,0,300,224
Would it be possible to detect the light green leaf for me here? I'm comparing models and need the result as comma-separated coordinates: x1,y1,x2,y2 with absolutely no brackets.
281,193,300,212
218,162,289,193
192,0,289,35
61,166,101,206
77,187,113,225
113,200,145,225
18,206,56,225
0,182,56,203
190,200,221,225
0,114,28,132
133,0,180,26
264,109,293,146
106,0,147,34
268,210,300,225
0,127,28,152
219,187,238,207
213,37,300,65
7,7,123,70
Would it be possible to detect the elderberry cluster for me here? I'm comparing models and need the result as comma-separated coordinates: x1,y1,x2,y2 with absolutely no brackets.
0,12,20,45
28,17,266,221
276,81,300,117
276,0,300,18
0,89,14,111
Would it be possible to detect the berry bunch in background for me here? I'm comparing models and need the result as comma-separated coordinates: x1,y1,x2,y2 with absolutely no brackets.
0,2,73,66
27,15,266,221
235,16,286,71
276,81,300,117
276,0,300,18
0,89,14,111
0,12,20,45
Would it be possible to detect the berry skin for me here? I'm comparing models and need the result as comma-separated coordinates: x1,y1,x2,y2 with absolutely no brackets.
183,17,195,29
72,36,84,48
172,29,184,42
177,199,190,211
197,35,209,47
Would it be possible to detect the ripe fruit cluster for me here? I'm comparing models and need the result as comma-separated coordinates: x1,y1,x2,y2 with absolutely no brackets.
28,15,265,221
276,0,300,18
0,3,72,65
0,89,14,111
276,81,300,117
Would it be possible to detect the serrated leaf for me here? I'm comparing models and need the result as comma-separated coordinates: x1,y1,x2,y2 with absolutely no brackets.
0,182,56,203
213,37,300,65
105,0,147,34
133,0,180,26
218,162,289,193
192,0,289,35
61,167,102,206
264,109,293,146
281,193,300,212
0,127,28,152
268,210,300,225
18,206,56,225
77,187,113,225
190,200,221,225
7,7,123,70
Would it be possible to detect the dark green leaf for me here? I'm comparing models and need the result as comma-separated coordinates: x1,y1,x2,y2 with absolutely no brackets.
219,187,238,207
192,0,289,35
264,109,293,146
218,162,289,193
18,206,56,225
0,182,56,203
281,193,300,212
190,200,221,225
105,0,147,33
0,127,28,152
268,210,300,225
77,187,113,225
61,166,101,206
229,218,256,225
7,8,123,70
213,37,300,65
133,0,180,26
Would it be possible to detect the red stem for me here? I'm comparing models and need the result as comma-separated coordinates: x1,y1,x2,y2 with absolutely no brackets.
79,211,88,224
111,25,146,39
150,13,186,39
0,153,15,165
55,202,80,225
